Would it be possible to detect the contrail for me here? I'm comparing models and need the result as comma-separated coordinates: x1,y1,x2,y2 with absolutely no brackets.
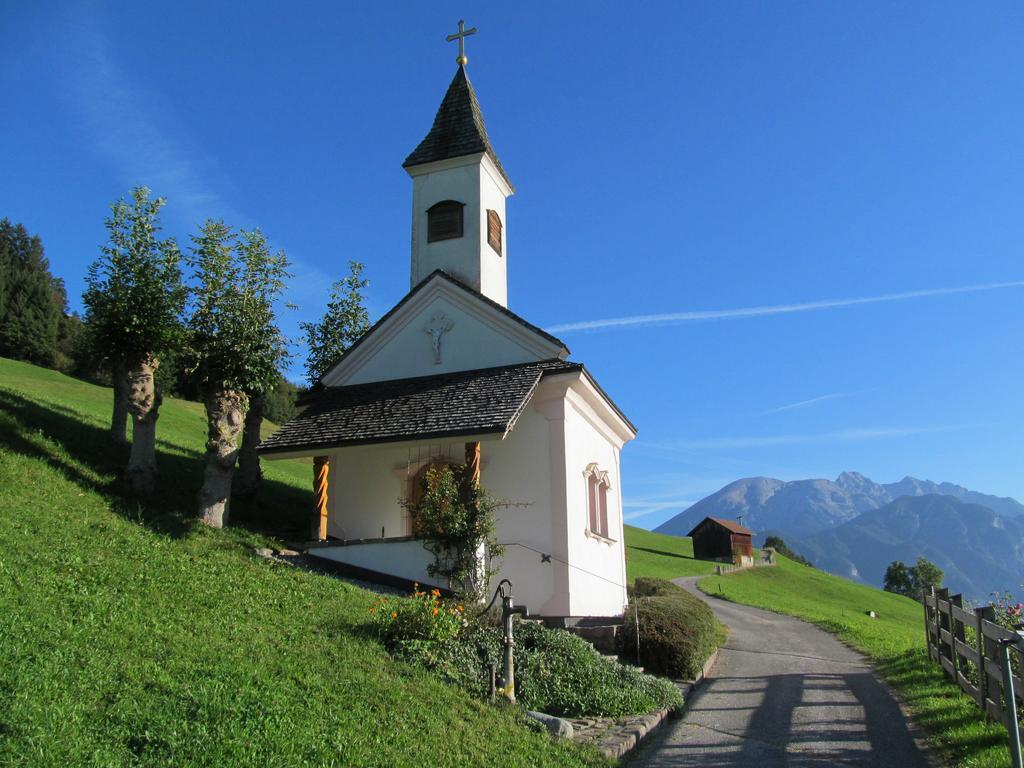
547,281,1024,333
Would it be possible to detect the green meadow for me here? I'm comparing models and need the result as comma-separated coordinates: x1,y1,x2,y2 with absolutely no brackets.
0,358,606,767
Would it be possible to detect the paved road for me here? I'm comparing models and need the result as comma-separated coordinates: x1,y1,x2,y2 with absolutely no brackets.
629,577,934,768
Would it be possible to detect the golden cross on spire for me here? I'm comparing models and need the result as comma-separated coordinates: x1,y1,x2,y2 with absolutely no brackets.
446,19,477,66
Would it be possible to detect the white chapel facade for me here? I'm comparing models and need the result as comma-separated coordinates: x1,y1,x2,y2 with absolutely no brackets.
260,53,636,619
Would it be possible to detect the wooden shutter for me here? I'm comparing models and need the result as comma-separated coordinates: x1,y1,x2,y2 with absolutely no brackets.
427,201,464,242
487,209,502,255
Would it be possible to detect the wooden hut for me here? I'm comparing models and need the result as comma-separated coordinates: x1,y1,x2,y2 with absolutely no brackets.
687,517,754,566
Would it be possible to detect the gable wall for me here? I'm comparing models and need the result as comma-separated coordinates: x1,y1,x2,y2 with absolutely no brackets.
341,293,550,385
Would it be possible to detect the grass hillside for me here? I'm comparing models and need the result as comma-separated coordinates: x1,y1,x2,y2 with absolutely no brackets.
698,557,1012,767
0,358,605,767
623,525,721,582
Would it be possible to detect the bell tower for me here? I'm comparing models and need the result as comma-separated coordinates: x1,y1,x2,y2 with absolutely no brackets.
403,23,514,307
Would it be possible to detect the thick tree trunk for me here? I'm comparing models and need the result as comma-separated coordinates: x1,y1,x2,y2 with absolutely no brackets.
124,355,161,495
197,388,247,528
110,360,130,445
233,392,265,498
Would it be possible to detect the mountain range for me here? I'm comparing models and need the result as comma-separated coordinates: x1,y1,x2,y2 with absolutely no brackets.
655,472,1024,599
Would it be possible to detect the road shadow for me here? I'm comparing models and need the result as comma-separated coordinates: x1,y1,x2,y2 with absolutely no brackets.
634,670,930,767
0,387,308,542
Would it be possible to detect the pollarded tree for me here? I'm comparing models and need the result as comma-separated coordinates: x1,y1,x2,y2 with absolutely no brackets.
186,221,289,528
300,261,370,386
83,188,185,487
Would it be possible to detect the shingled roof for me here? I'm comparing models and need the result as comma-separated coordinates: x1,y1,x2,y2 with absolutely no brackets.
258,360,580,456
403,65,513,190
688,517,754,537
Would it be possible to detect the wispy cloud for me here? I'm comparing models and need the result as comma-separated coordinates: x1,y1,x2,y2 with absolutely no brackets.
649,424,973,451
547,281,1024,334
62,12,337,378
66,14,242,228
766,391,856,414
622,497,697,521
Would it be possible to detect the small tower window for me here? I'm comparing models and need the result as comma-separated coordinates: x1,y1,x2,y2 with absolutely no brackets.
487,209,503,256
427,200,464,242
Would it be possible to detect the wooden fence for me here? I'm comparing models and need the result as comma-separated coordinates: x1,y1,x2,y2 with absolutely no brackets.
923,587,1024,746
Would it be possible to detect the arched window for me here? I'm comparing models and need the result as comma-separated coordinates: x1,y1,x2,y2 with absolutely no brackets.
427,200,464,242
583,463,612,539
487,209,502,255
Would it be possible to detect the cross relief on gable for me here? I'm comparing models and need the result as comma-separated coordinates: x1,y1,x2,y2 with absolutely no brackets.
423,313,455,364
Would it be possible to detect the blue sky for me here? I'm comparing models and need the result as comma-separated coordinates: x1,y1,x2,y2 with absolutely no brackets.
3,3,1022,527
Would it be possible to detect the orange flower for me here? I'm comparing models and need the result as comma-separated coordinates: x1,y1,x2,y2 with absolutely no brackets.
432,607,439,616
391,611,398,619
431,588,441,597
369,607,376,614
457,605,464,613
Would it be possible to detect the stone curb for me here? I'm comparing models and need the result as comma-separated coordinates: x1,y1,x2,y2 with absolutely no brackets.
572,647,720,762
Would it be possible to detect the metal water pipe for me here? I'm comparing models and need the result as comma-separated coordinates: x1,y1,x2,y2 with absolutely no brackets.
481,579,527,702
1000,625,1024,768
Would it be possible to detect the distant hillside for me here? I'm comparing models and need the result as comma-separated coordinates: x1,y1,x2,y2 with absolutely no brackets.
655,471,1023,537
788,495,1024,599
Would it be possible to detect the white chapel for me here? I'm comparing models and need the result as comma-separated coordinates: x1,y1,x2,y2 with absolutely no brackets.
259,45,636,620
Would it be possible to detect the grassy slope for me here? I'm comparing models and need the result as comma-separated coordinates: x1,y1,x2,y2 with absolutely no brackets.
623,525,721,583
697,557,1012,768
0,358,605,768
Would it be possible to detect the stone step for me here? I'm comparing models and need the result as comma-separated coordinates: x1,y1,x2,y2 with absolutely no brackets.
565,623,620,654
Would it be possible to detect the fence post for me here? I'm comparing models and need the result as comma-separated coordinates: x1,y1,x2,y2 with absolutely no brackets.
977,605,995,713
923,588,933,656
950,593,964,681
936,587,952,677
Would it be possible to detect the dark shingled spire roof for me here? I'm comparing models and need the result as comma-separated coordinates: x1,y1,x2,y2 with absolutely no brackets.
403,65,513,190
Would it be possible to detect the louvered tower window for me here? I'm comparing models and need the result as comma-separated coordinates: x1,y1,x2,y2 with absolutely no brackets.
487,209,503,255
427,200,464,242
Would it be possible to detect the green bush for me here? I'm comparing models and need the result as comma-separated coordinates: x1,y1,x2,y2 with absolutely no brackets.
394,621,682,717
619,578,719,679
632,576,690,598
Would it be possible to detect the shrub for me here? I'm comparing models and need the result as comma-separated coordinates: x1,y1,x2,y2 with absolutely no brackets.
385,614,683,717
632,576,690,598
369,585,469,647
619,578,719,679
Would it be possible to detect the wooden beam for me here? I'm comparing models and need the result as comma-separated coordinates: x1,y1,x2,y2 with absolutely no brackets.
312,455,330,541
464,441,481,485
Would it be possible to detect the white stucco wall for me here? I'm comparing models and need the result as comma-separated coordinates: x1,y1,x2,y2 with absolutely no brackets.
560,390,629,617
308,539,443,589
322,381,630,618
409,154,510,306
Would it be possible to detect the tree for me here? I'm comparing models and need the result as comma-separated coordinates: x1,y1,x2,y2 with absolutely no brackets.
911,556,944,596
300,261,370,386
0,219,63,366
295,262,370,536
235,375,300,498
763,535,813,567
883,561,914,596
186,221,289,527
883,557,944,598
83,188,185,487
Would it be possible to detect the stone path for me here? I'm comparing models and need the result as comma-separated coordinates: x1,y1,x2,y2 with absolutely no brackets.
628,577,935,767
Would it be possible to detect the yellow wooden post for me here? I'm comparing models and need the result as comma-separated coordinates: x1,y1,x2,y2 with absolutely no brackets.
464,441,481,486
312,455,330,541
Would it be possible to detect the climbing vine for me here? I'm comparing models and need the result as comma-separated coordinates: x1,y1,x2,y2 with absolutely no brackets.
401,464,504,602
